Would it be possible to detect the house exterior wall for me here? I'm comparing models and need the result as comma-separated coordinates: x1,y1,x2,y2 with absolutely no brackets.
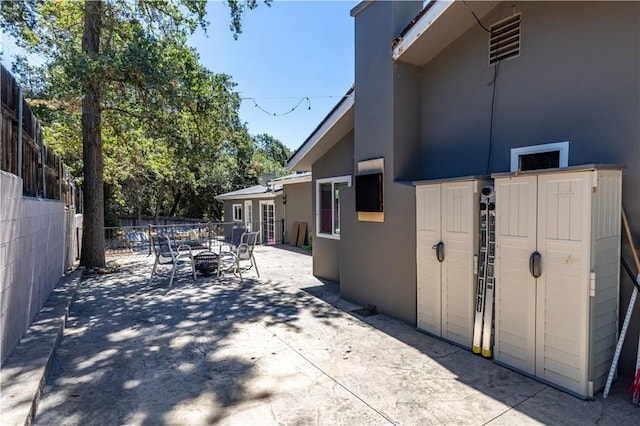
415,1,639,375
312,131,354,282
283,181,312,245
0,170,82,365
340,0,423,323
221,194,285,244
272,194,285,244
222,200,233,224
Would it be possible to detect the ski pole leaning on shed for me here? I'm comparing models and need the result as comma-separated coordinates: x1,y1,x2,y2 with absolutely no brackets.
603,209,640,399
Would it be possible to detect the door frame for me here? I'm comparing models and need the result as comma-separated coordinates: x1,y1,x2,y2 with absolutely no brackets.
244,200,253,231
259,200,275,245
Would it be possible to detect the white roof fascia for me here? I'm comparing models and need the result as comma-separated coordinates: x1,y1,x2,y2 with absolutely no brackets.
215,191,281,202
270,175,311,185
287,93,355,170
392,0,454,61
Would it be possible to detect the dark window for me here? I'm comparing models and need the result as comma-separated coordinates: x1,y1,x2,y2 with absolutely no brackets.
356,173,383,212
519,151,560,171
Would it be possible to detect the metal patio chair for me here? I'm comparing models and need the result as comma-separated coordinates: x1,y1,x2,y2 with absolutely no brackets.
149,235,196,287
220,224,248,252
217,231,260,282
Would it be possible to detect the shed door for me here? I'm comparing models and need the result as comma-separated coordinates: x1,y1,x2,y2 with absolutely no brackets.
441,181,476,347
416,185,442,336
494,176,538,375
536,172,591,395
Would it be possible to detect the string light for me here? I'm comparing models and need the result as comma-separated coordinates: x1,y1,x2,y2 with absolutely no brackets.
241,95,346,116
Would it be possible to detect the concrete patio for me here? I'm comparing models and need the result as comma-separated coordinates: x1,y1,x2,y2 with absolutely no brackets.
2,245,639,425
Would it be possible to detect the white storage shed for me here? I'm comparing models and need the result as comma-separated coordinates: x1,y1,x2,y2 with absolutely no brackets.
492,165,623,398
415,176,491,349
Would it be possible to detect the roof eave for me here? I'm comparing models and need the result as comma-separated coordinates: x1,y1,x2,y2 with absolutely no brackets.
270,176,312,185
215,190,282,202
287,91,355,172
392,0,500,66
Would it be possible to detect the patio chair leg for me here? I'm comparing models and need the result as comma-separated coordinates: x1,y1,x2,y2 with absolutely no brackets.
190,256,196,280
169,266,176,288
252,253,259,278
149,257,159,284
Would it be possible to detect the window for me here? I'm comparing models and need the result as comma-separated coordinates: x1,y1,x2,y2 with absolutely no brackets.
316,176,351,239
232,204,243,222
510,141,569,172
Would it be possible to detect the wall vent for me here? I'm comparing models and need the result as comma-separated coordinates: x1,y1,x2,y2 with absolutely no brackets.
489,14,521,64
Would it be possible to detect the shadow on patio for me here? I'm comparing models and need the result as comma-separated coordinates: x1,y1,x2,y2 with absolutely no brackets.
31,245,640,425
33,256,343,425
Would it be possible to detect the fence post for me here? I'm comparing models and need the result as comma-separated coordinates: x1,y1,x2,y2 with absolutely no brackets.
40,130,46,198
17,87,23,179
58,157,63,200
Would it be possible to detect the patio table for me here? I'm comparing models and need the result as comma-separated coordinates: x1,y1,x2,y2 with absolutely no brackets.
193,251,219,276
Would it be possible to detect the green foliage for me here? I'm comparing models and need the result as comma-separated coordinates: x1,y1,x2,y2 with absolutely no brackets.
302,233,312,251
1,0,283,225
252,133,292,178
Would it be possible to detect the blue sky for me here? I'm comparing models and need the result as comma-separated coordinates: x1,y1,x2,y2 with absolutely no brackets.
196,1,357,150
1,0,357,152
0,1,357,151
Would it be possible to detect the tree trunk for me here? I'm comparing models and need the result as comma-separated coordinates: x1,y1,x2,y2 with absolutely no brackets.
136,184,142,226
79,0,105,268
154,180,165,225
168,190,181,217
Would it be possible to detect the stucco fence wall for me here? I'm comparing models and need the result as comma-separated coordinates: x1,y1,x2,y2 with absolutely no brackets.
0,170,82,365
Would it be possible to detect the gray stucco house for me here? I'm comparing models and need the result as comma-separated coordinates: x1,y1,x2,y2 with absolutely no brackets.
215,172,312,246
288,0,640,383
215,183,285,245
269,172,313,246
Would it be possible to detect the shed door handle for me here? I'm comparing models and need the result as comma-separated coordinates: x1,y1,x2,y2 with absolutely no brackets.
433,242,445,263
530,251,542,278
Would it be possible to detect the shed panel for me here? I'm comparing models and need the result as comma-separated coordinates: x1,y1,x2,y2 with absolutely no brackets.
416,185,442,335
494,175,538,375
416,178,487,348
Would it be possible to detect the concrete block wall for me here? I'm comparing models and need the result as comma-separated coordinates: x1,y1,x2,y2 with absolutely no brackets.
0,170,69,365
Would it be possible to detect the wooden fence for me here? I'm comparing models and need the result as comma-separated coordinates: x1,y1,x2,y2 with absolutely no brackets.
1,64,81,208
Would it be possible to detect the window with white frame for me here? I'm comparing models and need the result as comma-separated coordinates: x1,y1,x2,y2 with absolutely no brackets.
232,204,243,222
510,141,569,172
316,176,351,239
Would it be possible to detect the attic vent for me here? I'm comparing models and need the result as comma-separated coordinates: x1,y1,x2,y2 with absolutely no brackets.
489,14,521,64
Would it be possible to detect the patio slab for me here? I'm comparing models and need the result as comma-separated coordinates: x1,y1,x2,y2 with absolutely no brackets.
2,245,639,425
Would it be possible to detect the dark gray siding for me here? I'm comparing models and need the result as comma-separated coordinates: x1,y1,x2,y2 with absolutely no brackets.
274,194,285,243
312,131,355,282
340,182,416,324
222,200,235,224
283,182,312,245
221,195,285,243
340,1,423,323
414,1,639,376
418,2,639,180
345,0,640,372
